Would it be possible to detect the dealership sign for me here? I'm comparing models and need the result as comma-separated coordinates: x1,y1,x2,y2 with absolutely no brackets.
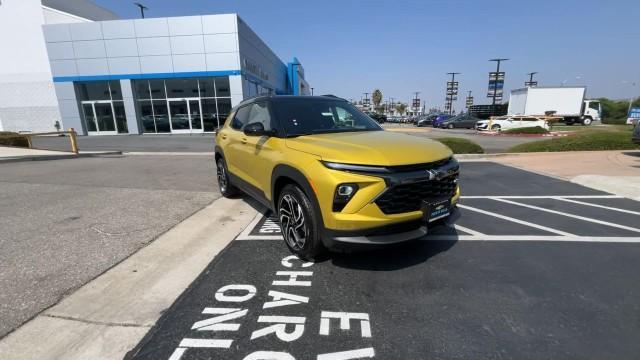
487,71,505,100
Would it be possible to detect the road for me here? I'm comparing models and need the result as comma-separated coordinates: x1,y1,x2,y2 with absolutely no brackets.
32,127,541,154
128,162,640,359
0,154,219,338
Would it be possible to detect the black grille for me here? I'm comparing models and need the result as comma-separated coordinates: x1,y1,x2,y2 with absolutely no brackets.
375,177,457,214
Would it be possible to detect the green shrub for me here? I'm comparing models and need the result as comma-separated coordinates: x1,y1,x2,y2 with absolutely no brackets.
601,118,628,125
508,131,640,152
503,126,549,134
0,132,30,148
436,137,484,154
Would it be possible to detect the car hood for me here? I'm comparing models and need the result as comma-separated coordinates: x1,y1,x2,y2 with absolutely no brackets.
285,130,452,166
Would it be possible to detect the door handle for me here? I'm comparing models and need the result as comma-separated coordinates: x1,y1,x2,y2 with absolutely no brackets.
220,134,227,140
241,137,248,144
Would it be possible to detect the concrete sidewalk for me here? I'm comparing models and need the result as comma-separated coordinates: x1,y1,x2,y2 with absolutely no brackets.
493,150,640,200
0,197,258,360
0,146,121,162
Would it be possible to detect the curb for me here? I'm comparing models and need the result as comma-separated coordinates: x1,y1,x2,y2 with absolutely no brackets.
0,151,122,164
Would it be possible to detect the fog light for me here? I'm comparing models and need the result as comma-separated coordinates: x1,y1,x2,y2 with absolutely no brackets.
333,183,359,212
337,184,355,196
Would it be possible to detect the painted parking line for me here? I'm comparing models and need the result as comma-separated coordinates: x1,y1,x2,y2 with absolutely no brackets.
237,195,640,243
551,197,640,215
456,203,575,236
493,198,640,234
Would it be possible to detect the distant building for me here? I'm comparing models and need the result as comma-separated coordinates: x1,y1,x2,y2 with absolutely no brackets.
0,0,117,132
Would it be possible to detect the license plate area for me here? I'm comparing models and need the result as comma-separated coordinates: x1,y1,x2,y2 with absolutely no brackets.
422,198,451,223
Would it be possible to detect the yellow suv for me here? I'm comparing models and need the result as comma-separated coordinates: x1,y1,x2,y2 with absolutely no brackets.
215,96,460,259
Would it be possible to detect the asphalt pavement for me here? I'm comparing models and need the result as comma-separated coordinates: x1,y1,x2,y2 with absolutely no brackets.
0,154,219,338
128,162,640,359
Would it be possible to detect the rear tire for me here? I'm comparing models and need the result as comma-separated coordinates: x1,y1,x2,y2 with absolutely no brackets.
447,123,454,129
216,157,238,197
278,184,324,260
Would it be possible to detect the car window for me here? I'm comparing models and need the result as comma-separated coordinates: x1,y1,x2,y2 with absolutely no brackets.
246,102,273,131
272,99,381,136
231,105,251,130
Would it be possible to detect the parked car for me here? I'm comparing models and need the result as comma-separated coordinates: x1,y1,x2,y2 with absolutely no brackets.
215,95,460,258
633,122,640,144
432,114,453,128
476,115,551,132
415,114,438,127
365,112,387,124
439,114,482,129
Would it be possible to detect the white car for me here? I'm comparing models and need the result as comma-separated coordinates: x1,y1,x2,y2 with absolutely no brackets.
475,116,551,132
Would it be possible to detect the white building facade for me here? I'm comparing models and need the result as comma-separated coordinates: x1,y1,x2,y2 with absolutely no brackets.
42,14,309,135
0,0,117,133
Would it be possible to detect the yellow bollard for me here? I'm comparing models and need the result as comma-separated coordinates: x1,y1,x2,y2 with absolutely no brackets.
69,128,79,154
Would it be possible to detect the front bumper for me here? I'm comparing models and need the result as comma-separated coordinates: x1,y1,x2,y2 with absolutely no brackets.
314,159,460,248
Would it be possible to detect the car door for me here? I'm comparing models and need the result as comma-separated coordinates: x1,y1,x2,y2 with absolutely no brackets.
461,116,475,128
222,105,252,181
236,102,281,195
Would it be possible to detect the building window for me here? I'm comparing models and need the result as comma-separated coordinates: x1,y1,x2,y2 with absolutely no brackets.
132,77,232,133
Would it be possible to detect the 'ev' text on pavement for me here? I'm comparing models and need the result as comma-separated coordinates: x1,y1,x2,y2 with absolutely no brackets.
168,255,375,359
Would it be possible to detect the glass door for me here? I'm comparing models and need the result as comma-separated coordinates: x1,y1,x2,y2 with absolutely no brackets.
168,98,203,133
81,101,118,135
189,99,203,132
82,103,97,133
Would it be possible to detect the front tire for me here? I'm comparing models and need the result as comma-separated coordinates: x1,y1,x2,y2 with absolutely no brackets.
581,116,593,126
447,123,454,129
278,184,324,260
491,124,501,132
216,158,238,197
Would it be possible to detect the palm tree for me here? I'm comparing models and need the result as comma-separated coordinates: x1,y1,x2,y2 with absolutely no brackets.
371,89,383,112
395,103,407,116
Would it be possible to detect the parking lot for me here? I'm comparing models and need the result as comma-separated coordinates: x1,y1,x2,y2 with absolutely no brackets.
127,162,640,359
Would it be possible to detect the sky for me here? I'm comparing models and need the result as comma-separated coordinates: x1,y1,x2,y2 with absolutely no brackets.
94,0,639,111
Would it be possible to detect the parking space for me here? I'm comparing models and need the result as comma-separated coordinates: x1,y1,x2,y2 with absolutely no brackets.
128,162,640,359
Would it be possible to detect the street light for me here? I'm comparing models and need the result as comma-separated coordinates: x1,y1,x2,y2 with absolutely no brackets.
311,87,314,96
134,2,148,18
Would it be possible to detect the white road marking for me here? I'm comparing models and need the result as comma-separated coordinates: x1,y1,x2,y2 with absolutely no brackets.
461,195,623,199
456,204,575,236
492,198,640,234
552,197,640,216
424,235,640,243
453,224,486,236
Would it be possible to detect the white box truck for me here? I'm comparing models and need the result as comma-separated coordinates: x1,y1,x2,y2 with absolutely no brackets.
507,86,601,125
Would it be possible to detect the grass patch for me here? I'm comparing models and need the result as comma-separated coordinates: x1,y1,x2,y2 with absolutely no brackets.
436,137,484,154
508,130,640,153
502,126,549,134
0,132,30,148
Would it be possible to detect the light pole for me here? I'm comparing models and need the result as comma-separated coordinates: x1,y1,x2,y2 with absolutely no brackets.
311,87,314,95
489,58,508,117
623,81,637,116
134,2,148,18
525,72,537,87
446,72,460,115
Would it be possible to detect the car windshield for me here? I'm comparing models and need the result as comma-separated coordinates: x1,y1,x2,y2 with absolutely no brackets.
272,98,382,137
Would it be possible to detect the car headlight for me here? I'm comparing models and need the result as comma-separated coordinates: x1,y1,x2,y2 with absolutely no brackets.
321,161,390,173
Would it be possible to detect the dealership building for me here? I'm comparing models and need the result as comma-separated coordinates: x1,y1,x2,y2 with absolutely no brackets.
1,1,310,135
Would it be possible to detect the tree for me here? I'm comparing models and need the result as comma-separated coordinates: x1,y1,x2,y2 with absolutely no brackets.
598,97,640,123
395,103,407,116
371,89,383,112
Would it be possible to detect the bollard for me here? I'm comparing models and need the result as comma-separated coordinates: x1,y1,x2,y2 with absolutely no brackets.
69,128,79,154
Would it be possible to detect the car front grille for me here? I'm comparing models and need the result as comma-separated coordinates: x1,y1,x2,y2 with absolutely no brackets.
375,177,457,214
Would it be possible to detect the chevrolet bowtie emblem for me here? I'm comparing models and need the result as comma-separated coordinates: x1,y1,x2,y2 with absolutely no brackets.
426,170,440,180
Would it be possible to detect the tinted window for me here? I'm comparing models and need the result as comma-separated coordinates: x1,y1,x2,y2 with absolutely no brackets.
231,105,251,130
272,99,381,136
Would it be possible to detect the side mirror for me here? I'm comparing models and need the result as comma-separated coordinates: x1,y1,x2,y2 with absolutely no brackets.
243,122,271,136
